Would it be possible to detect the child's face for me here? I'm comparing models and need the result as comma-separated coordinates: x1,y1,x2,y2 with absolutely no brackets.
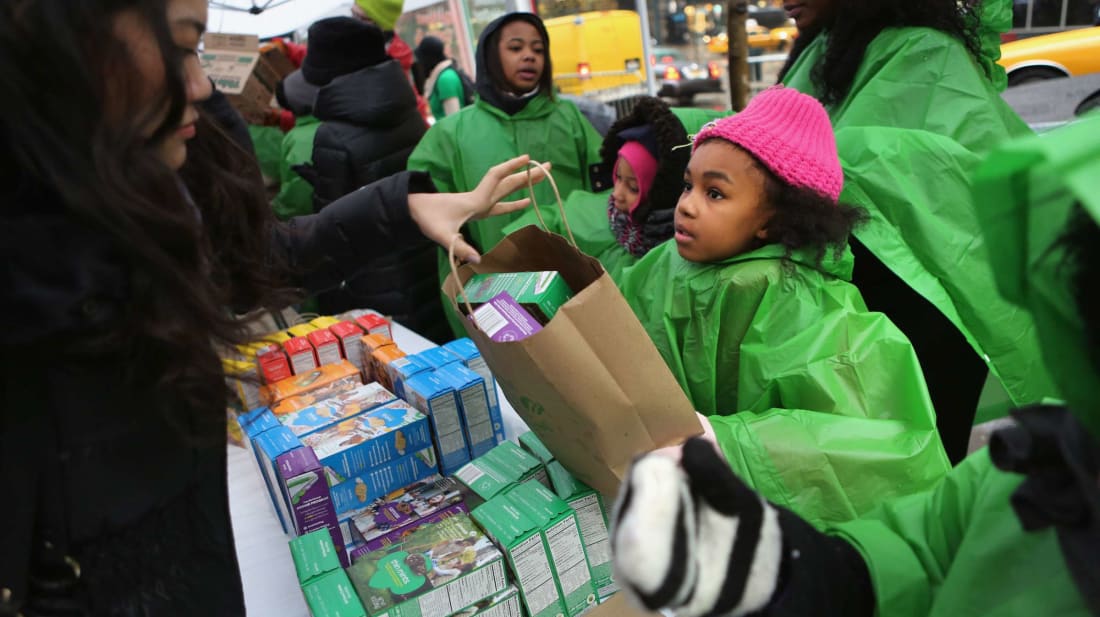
497,21,545,94
611,156,640,213
674,141,773,263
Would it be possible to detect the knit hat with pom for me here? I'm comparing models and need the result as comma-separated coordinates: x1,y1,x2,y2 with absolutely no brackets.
693,85,843,202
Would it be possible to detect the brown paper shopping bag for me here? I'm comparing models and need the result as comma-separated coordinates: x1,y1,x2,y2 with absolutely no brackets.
442,165,701,497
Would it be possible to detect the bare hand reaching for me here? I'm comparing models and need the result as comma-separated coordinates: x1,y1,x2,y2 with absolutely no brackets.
408,155,551,264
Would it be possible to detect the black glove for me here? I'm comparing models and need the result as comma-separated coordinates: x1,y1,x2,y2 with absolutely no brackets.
611,438,875,617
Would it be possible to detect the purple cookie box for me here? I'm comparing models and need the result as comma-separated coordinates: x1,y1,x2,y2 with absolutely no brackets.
277,446,348,567
349,502,470,562
471,292,542,342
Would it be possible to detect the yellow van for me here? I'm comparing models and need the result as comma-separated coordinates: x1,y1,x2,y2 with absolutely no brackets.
545,10,648,100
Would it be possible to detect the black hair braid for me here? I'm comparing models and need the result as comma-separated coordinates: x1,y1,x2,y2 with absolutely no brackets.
778,0,985,106
598,96,690,223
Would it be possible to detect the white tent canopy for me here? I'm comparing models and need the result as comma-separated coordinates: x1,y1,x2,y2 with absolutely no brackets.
206,0,355,39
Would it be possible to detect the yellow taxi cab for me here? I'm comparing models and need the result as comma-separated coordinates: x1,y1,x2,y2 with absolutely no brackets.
704,19,798,54
999,25,1100,86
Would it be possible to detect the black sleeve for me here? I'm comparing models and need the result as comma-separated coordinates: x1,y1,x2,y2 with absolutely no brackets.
273,170,437,294
763,508,875,617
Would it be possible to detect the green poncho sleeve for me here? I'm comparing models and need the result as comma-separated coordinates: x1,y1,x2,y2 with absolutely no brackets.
783,27,1058,409
271,116,320,221
830,449,1087,616
621,242,950,526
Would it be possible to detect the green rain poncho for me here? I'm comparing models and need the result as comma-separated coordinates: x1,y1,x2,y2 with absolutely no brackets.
271,115,320,221
829,114,1100,617
620,241,950,526
247,124,283,182
501,107,727,283
781,8,1059,409
407,94,602,252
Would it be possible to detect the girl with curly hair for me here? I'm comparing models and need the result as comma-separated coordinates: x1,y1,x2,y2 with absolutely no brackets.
619,86,949,527
779,0,1060,463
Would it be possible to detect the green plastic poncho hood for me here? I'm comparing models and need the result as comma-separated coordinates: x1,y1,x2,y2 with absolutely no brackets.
973,114,1100,436
782,19,1060,410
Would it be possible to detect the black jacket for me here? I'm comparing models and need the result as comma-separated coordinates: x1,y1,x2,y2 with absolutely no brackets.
299,60,448,342
308,60,426,209
0,171,433,615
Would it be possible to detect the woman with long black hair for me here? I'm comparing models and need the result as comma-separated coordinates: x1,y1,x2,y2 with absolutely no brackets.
777,0,1059,463
0,0,543,612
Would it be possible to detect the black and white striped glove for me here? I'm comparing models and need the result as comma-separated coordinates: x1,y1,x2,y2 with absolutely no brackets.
610,438,875,617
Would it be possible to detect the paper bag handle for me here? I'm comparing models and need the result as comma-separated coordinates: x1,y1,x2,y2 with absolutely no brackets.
521,160,576,248
448,159,574,322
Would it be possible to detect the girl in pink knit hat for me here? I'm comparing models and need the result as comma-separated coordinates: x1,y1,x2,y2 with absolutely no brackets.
619,85,949,527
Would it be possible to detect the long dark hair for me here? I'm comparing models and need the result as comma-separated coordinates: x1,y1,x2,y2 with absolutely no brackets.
778,0,985,106
1,0,291,441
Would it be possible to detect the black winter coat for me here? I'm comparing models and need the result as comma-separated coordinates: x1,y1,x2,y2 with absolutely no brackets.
299,60,448,342
0,172,435,615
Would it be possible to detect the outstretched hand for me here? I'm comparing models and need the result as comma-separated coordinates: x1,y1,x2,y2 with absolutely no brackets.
408,155,550,264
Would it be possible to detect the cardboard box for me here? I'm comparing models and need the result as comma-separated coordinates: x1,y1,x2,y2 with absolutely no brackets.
279,382,396,439
519,432,556,466
238,407,280,460
277,447,346,566
347,514,508,617
259,330,293,345
412,347,462,371
387,355,432,401
349,474,466,549
255,426,303,533
256,343,293,384
454,454,516,504
289,528,343,585
264,361,363,415
331,321,366,370
360,334,395,382
355,314,393,340
310,329,344,367
223,358,263,412
508,482,596,617
371,346,407,393
462,272,573,324
404,373,472,475
432,364,497,458
350,503,469,562
311,316,343,329
488,442,548,488
442,339,504,445
547,462,616,598
330,447,440,518
301,400,433,484
285,336,319,375
454,586,522,617
287,323,319,338
471,292,544,342
303,569,367,617
473,496,566,617
261,44,298,81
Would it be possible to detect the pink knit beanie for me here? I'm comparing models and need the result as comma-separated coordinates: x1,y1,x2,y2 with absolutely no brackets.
693,85,843,202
